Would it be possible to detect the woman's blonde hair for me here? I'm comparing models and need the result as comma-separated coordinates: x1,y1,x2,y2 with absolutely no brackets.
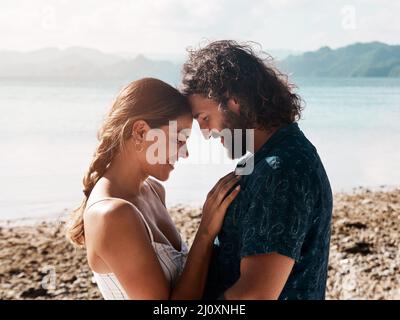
66,78,190,247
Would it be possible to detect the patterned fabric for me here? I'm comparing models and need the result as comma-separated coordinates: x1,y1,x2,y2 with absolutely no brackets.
203,122,333,300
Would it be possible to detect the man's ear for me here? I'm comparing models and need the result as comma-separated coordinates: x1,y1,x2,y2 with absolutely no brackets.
227,97,240,115
131,120,150,142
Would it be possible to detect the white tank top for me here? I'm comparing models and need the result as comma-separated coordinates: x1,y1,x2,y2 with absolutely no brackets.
87,197,188,300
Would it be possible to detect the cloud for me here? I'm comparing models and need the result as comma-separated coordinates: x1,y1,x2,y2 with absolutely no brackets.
0,0,399,54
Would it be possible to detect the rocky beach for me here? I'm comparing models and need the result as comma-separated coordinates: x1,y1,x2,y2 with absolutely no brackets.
0,187,399,300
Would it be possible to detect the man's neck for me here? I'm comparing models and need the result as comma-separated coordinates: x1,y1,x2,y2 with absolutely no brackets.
252,126,282,153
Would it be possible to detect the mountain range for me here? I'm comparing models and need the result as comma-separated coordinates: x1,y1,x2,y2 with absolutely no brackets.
0,42,399,82
0,46,181,84
280,42,400,77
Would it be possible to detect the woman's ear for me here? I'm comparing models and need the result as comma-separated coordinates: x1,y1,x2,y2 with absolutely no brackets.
131,120,150,142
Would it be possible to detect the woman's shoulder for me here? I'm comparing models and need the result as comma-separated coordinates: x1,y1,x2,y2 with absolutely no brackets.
85,197,144,232
84,197,153,249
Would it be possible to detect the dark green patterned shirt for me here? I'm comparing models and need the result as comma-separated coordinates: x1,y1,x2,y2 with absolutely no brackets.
203,123,333,300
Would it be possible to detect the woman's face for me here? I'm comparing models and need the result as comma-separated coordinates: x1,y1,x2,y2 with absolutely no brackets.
140,113,193,181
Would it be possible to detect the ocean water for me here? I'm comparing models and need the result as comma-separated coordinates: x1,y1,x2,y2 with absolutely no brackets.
0,77,399,220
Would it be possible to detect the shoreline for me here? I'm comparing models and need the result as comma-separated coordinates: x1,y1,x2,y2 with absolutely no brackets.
0,187,399,300
2,185,400,225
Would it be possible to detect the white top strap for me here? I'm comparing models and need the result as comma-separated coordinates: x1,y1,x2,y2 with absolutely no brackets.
85,197,155,243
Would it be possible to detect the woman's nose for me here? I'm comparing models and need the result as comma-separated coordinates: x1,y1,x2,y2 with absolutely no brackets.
178,145,189,159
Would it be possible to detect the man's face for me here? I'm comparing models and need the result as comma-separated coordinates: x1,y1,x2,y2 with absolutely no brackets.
188,94,249,159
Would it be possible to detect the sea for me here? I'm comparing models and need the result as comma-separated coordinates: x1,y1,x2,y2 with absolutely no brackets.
0,77,399,220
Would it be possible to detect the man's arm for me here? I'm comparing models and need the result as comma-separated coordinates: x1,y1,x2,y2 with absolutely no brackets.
223,253,295,300
222,166,310,300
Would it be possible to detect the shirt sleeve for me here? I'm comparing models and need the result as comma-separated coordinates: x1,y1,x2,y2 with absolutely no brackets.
239,167,313,262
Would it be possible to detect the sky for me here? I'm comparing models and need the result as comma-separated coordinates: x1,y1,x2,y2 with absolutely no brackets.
1,0,399,57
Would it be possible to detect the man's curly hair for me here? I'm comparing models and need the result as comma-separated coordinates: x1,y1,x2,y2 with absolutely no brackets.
181,40,303,129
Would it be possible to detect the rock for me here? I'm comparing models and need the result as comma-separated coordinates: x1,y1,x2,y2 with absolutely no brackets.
20,287,49,299
344,222,367,229
361,199,373,205
343,242,373,255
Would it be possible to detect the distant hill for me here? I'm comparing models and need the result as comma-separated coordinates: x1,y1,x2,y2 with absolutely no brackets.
280,42,400,77
0,47,181,84
1,43,399,82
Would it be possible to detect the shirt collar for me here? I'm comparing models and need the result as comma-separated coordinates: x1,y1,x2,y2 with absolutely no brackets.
254,122,301,165
236,122,301,171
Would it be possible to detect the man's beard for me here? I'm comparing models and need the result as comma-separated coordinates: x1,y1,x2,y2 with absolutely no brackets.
220,109,251,159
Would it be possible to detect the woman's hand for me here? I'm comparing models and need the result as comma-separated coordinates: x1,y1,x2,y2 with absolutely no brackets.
171,172,241,299
198,172,241,240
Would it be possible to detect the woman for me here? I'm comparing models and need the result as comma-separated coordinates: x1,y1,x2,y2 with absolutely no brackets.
66,78,240,299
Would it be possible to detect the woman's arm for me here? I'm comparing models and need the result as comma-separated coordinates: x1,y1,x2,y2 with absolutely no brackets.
170,172,241,299
91,201,171,299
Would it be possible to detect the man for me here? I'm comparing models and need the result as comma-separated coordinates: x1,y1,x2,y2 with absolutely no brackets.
180,40,333,300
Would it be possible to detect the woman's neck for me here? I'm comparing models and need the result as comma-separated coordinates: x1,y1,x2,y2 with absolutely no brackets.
103,152,148,199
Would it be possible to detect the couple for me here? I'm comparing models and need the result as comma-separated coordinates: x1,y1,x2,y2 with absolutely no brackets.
67,40,333,300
